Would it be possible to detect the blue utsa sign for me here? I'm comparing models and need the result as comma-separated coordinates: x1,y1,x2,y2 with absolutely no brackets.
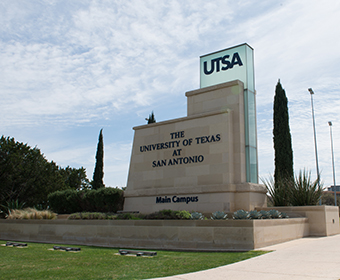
203,52,243,75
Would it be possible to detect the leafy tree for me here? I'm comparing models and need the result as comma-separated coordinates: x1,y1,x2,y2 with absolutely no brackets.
0,136,66,208
92,129,104,189
147,111,156,124
273,80,294,183
59,166,91,190
322,192,340,206
0,136,91,209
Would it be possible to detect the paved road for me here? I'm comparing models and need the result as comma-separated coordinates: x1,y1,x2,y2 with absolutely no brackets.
150,235,340,280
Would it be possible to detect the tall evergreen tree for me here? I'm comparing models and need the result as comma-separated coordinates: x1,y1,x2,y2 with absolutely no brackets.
147,111,156,124
92,129,104,189
273,80,294,184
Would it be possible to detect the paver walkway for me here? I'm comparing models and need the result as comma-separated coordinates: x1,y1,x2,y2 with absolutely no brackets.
150,234,340,280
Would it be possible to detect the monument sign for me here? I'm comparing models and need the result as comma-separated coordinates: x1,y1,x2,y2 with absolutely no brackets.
200,43,258,183
123,43,266,213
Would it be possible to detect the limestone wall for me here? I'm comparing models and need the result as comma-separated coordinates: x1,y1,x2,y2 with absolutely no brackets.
124,80,266,213
0,218,309,251
257,205,340,236
2,206,337,251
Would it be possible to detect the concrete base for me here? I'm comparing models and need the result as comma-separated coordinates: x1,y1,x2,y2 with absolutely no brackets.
0,206,338,251
257,205,340,236
0,218,308,251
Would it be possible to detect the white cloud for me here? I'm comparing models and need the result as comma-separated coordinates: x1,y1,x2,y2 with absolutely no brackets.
1,1,238,128
1,0,340,188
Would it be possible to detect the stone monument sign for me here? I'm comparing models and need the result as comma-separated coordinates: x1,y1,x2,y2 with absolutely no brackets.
123,43,267,213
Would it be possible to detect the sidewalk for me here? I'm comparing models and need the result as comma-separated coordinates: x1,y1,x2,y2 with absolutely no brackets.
150,235,340,280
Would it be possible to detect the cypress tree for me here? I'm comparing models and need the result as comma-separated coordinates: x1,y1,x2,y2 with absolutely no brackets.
92,129,104,189
147,111,156,124
273,80,294,184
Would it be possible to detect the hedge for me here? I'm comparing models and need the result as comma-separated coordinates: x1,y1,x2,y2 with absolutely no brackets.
48,187,124,214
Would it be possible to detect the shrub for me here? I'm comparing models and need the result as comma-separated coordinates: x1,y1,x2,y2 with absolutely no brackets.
83,212,106,220
144,209,191,220
321,192,340,206
48,187,124,214
176,210,191,219
7,208,57,219
68,213,82,220
68,212,117,220
68,210,191,220
114,213,143,220
92,187,124,213
48,189,83,214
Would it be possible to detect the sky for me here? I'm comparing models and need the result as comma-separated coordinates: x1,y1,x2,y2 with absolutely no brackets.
1,0,340,189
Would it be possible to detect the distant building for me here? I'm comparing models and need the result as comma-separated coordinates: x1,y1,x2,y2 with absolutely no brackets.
325,185,340,194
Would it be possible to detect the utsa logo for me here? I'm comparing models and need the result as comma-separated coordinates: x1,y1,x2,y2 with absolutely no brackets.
203,52,243,75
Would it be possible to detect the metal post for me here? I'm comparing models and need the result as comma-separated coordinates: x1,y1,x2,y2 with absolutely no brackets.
308,88,321,205
328,121,337,206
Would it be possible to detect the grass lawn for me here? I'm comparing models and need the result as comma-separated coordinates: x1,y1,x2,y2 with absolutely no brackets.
0,240,267,279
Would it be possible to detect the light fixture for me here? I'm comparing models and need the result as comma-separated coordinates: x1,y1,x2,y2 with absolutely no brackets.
309,88,321,204
328,121,337,206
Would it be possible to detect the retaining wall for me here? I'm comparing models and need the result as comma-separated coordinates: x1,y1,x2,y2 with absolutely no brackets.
0,206,338,251
257,205,339,236
0,218,308,251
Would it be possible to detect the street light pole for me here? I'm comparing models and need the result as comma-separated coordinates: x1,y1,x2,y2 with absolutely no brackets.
308,88,321,205
328,121,337,206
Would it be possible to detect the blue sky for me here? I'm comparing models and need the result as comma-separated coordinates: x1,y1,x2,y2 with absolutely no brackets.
1,0,340,189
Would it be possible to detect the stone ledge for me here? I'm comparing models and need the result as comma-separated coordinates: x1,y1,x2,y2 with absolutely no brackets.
133,109,231,131
185,80,244,97
257,206,340,236
0,218,308,251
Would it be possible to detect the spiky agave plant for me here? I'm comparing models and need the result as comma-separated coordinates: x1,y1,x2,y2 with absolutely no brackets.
211,211,227,220
290,169,323,206
190,212,204,220
233,210,250,219
0,199,26,218
259,210,271,219
261,175,291,206
268,209,282,219
249,210,262,219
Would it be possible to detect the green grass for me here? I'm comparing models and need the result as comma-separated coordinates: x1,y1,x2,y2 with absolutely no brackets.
0,240,267,279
